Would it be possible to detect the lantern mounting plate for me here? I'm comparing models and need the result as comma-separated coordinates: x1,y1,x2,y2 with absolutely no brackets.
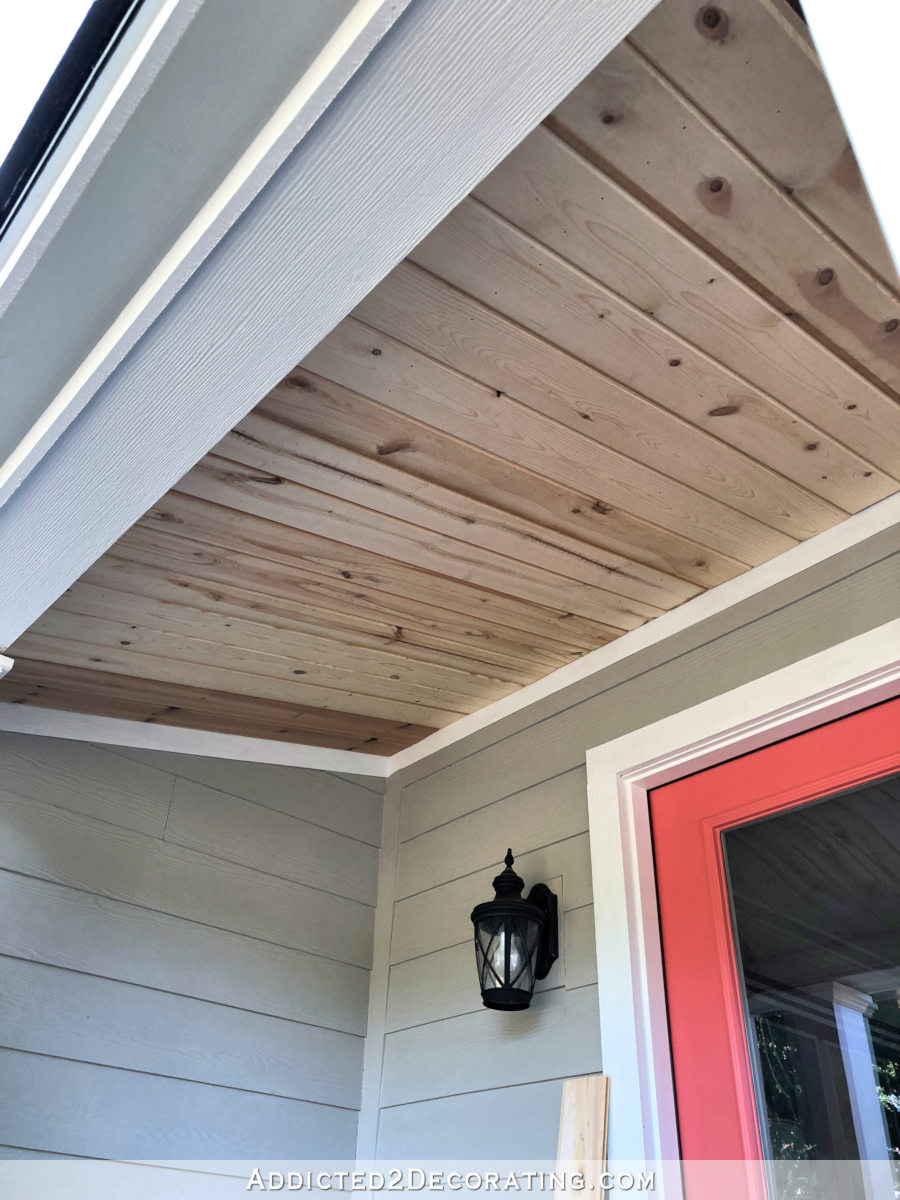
526,882,558,980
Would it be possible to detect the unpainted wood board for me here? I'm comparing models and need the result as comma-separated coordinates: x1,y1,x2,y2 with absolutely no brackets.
0,1049,358,1159
475,126,900,477
397,767,587,895
228,411,689,612
310,315,797,564
549,42,900,392
139,492,622,652
102,746,383,846
0,658,431,751
0,957,364,1107
84,555,554,684
0,731,171,838
385,905,596,1032
397,550,900,809
107,524,590,668
52,581,524,703
13,628,470,729
628,0,898,285
264,374,727,597
376,1078,569,1160
0,870,369,1034
166,778,379,904
380,983,601,1107
390,833,593,963
0,791,374,966
556,1074,609,1181
272,368,741,591
179,454,636,633
411,198,885,518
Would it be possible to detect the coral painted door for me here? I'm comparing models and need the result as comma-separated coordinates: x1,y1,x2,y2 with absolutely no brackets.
650,696,900,1199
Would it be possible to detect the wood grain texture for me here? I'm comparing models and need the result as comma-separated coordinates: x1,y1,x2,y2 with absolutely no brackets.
556,1075,609,1184
0,869,370,1033
0,790,374,966
380,984,601,1107
0,1050,357,1159
0,957,364,1107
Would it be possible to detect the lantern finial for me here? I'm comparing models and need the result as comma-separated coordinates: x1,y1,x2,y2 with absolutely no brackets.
504,848,514,868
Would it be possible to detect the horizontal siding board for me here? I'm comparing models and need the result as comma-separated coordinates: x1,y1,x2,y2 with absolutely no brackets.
398,767,587,889
385,905,594,1031
380,983,601,1107
0,870,369,1033
0,792,373,966
0,957,363,1108
377,1079,569,1160
0,1160,247,1198
391,834,592,963
103,747,383,845
166,778,378,904
0,1050,357,1159
0,732,171,837
397,549,900,805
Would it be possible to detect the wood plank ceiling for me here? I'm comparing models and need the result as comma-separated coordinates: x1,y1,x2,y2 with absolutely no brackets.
3,0,899,753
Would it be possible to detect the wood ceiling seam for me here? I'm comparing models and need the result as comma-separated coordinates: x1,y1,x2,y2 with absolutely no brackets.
13,633,472,728
83,556,581,679
548,41,900,395
225,410,693,610
267,367,749,587
474,125,900,478
178,454,641,630
19,613,495,713
0,660,431,749
624,0,898,289
54,580,541,693
138,497,615,652
410,196,888,517
312,315,800,562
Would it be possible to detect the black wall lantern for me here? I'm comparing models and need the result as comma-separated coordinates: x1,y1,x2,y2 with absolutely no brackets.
470,849,558,1010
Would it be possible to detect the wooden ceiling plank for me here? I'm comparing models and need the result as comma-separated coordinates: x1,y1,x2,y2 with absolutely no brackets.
103,532,585,672
82,557,567,683
548,42,900,393
306,316,797,564
226,410,691,611
474,125,900,478
627,0,898,286
13,631,470,728
0,659,432,747
21,609,497,715
410,198,890,519
177,454,641,631
136,495,613,652
53,580,530,698
263,371,745,590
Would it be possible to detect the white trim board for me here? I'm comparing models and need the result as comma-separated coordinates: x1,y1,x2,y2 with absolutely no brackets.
585,618,900,1194
0,0,660,648
2,489,898,776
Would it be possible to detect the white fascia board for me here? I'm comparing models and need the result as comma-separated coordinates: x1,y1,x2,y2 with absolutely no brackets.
0,702,390,775
388,491,900,773
0,0,661,649
0,0,415,509
801,0,900,274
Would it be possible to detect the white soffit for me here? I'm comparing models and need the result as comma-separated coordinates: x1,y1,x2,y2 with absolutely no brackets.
0,0,661,651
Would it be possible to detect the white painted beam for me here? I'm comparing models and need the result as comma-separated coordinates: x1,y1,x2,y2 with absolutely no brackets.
0,0,660,650
802,0,900,273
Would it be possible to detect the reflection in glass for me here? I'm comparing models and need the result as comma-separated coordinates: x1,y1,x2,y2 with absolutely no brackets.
723,771,900,1199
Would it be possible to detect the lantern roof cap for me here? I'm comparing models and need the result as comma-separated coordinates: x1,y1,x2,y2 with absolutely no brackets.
491,848,525,898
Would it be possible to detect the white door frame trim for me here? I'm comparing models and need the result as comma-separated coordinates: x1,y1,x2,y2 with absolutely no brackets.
584,616,900,1191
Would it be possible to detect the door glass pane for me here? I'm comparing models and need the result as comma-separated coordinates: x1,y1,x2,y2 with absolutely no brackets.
722,771,900,1200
